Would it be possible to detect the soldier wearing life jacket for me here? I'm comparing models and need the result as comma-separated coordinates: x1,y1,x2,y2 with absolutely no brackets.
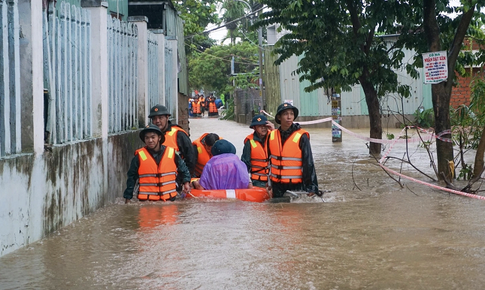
207,95,219,117
199,94,206,116
149,104,196,178
123,124,191,203
191,98,201,116
241,114,275,188
192,133,221,177
266,103,322,198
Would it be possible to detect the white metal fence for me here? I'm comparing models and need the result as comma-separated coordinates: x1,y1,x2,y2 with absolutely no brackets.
147,31,160,109
44,2,92,144
1,1,177,157
0,0,21,157
108,17,138,133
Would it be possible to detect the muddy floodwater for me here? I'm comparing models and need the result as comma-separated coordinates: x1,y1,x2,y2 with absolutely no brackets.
1,116,485,290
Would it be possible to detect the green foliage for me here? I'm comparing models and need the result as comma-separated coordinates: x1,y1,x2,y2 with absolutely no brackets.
220,98,235,120
450,75,485,150
220,0,261,45
457,163,474,180
255,0,412,97
173,0,220,55
413,107,434,128
449,75,485,180
188,42,259,96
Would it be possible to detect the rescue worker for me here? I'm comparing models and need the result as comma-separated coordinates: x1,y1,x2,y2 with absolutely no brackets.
192,139,252,190
149,104,196,188
123,124,191,203
199,94,206,116
191,98,201,117
192,133,221,177
208,95,218,117
241,114,274,188
267,103,322,198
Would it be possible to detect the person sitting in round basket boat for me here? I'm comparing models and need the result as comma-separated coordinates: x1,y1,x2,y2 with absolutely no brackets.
123,124,191,203
192,139,253,190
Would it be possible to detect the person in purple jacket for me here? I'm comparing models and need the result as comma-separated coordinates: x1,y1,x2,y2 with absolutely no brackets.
192,139,253,190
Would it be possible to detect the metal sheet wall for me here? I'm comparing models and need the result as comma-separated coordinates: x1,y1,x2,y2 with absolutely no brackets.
274,46,432,119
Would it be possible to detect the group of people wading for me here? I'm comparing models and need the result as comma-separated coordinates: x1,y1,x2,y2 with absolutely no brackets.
189,93,223,118
123,102,322,203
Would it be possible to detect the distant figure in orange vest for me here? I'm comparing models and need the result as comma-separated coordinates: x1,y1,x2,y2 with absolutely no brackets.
267,103,322,198
192,133,221,177
207,94,219,117
191,98,201,117
199,94,206,116
123,124,191,203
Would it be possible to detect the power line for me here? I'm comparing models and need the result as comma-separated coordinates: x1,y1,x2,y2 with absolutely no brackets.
184,6,265,39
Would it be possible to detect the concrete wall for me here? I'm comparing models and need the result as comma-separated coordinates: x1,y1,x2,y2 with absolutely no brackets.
0,0,185,257
0,133,142,257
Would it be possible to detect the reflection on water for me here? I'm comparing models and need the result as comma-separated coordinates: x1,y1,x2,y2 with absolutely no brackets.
1,118,485,289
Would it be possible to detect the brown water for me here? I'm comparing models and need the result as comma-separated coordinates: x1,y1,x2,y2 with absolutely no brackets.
1,117,485,290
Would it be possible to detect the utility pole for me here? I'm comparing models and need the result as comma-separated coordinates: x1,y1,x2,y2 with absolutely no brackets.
258,16,263,105
234,0,264,104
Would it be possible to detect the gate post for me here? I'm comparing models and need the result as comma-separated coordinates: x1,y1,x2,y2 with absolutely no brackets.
82,0,108,139
128,16,149,128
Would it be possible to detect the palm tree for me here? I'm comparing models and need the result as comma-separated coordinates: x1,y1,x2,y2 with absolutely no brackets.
221,0,258,44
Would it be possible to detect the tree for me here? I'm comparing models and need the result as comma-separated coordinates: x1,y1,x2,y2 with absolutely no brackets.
221,0,248,44
255,0,413,155
256,0,485,180
396,0,485,180
188,41,259,95
221,0,261,45
173,0,221,54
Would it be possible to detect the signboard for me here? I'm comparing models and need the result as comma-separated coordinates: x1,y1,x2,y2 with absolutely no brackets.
422,51,448,84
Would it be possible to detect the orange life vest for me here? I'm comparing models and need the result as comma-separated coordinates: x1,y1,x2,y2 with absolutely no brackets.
199,96,206,107
163,126,188,155
208,101,218,113
244,133,269,181
192,101,201,114
268,129,309,184
192,133,211,177
136,146,178,201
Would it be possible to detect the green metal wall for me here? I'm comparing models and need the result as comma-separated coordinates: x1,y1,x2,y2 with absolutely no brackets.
58,0,129,21
107,0,129,20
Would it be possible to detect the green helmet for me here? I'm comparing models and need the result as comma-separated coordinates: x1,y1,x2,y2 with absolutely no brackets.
275,103,299,124
148,104,171,118
139,124,163,141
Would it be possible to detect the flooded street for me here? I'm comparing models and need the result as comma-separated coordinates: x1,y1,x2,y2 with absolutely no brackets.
1,116,485,289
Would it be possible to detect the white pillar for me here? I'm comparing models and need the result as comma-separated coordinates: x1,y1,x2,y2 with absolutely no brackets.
152,29,165,106
166,38,178,122
18,0,42,154
129,16,149,127
31,0,43,154
82,0,108,139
